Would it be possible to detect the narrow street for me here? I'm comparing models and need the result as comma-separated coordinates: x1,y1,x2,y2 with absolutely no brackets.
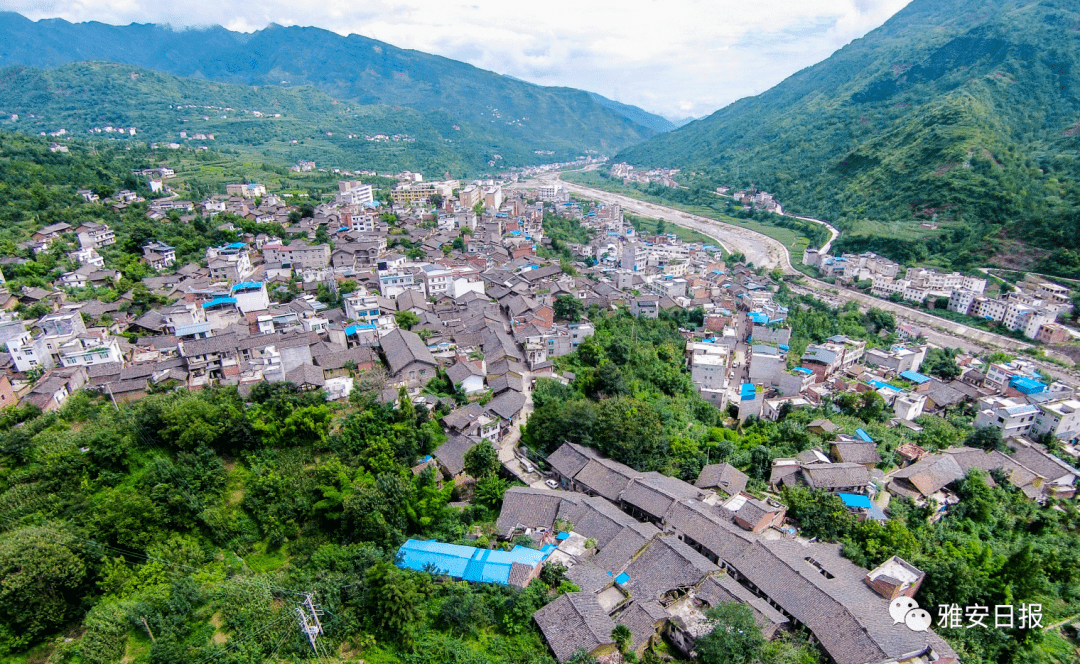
497,368,549,489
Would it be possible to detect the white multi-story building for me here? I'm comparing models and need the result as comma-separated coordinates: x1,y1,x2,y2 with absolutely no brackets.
226,183,266,198
9,336,54,373
974,395,1039,438
379,270,422,300
142,241,176,270
207,243,255,282
864,345,927,374
948,289,979,315
57,336,123,368
76,222,116,249
230,282,270,314
69,247,105,269
344,291,382,325
337,180,374,206
687,342,730,409
1033,399,1080,442
1035,282,1071,306
344,212,377,233
538,183,562,202
621,242,647,272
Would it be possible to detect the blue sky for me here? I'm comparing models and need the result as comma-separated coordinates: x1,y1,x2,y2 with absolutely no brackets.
0,0,913,119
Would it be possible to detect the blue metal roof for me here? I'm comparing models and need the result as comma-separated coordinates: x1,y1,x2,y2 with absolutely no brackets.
899,370,930,384
854,428,873,443
556,532,570,541
395,539,549,585
175,322,212,336
615,572,630,585
838,493,873,509
1009,376,1046,395
345,324,377,336
230,281,263,292
201,296,237,309
740,383,757,401
868,379,899,392
227,242,246,249
748,312,769,324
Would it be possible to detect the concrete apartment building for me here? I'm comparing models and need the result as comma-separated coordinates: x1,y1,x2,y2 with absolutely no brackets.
974,396,1040,438
262,241,331,269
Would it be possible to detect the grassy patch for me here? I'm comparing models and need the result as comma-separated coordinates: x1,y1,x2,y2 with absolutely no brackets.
245,542,288,573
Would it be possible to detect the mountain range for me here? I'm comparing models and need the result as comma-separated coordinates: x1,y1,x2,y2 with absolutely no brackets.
614,0,1080,274
0,12,672,173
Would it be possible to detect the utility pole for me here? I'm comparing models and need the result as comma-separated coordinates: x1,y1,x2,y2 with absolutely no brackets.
139,616,156,643
296,593,324,655
106,382,119,412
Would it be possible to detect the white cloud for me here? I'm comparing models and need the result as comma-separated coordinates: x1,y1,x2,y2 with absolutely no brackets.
0,0,913,118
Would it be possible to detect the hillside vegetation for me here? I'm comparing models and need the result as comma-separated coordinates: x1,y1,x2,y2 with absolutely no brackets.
0,62,558,176
614,0,1080,276
0,13,667,171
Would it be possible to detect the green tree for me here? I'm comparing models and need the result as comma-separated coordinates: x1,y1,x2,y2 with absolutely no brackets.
781,486,856,542
364,563,422,645
612,624,633,654
695,602,766,664
554,294,584,322
922,347,961,380
474,474,509,509
965,426,1005,452
395,310,420,330
0,526,87,647
463,442,500,478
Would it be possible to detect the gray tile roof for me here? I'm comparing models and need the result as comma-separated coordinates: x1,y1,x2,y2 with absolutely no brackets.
533,592,616,663
496,487,581,535
433,434,475,476
831,442,882,465
696,574,789,634
564,561,614,594
616,600,668,652
889,454,966,497
619,472,702,521
485,390,526,420
802,463,871,490
547,442,596,479
695,463,748,495
621,536,719,602
574,458,641,501
286,363,326,387
380,328,436,375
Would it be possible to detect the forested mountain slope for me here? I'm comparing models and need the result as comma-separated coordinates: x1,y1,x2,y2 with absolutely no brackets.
614,0,1080,275
0,62,569,175
0,12,665,168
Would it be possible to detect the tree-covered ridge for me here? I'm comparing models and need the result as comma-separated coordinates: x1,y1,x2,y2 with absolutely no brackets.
0,13,666,170
613,0,1080,275
0,62,609,176
0,383,573,662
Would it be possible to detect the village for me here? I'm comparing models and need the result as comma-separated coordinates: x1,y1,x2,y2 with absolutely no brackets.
0,163,1079,664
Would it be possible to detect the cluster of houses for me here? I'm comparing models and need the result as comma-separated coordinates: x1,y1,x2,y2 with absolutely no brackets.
9,155,1080,664
608,162,680,188
804,249,1076,343
396,440,959,664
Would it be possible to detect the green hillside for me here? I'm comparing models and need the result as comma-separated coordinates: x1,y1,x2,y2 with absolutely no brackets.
0,62,540,175
0,12,663,170
614,0,1080,276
